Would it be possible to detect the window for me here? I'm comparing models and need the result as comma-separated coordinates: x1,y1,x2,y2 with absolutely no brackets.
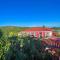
39,32,42,38
45,32,52,38
34,32,36,37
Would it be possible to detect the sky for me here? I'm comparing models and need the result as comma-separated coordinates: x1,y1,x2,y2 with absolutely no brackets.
0,0,60,27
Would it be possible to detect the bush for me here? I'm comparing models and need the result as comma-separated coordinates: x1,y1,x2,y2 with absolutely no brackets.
0,35,53,60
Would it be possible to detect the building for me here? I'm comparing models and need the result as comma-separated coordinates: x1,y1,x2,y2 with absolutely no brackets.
18,27,53,39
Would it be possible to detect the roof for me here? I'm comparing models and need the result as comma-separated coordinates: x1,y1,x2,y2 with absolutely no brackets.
42,39,60,48
23,27,53,32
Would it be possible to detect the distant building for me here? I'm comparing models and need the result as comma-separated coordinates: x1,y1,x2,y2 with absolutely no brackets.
18,27,53,39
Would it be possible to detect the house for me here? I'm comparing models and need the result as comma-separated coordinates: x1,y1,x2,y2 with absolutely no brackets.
18,27,53,39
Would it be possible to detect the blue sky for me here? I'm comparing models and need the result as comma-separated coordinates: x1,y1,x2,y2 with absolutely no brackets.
0,0,60,27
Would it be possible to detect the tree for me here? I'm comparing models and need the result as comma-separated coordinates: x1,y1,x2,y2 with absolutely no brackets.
0,29,3,39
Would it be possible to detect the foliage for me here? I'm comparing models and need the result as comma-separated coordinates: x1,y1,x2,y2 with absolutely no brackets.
0,34,55,60
0,29,3,39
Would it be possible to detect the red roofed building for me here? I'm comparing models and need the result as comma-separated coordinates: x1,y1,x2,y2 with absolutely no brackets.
18,27,53,39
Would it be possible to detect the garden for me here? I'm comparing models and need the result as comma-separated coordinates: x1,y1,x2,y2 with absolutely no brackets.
0,29,60,60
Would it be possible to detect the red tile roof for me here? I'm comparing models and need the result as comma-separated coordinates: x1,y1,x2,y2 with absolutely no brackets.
42,39,60,49
23,27,53,31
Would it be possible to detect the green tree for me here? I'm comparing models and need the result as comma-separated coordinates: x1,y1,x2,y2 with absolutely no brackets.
0,29,3,39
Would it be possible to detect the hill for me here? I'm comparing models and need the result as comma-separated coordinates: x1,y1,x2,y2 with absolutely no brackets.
0,26,60,35
0,26,29,35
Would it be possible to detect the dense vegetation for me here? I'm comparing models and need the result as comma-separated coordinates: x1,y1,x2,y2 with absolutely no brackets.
0,26,60,60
